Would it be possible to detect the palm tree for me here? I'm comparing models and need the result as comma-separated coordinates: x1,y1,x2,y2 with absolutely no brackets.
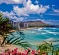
0,13,13,46
0,13,30,49
38,41,52,55
49,40,59,55
0,13,12,35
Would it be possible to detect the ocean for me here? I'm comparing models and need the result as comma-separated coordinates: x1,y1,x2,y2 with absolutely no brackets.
8,27,59,50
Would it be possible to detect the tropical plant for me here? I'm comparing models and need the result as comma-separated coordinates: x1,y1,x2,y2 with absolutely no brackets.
0,13,13,46
38,41,53,55
0,13,12,35
0,13,30,49
6,31,31,49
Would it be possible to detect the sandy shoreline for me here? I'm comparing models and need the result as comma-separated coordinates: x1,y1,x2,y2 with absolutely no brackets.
19,27,43,31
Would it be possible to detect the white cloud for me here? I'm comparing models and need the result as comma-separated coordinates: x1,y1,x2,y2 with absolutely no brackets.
16,17,25,21
45,9,59,16
0,11,15,18
13,0,50,16
35,0,39,4
13,0,21,3
0,11,25,22
53,9,59,13
0,0,50,22
43,19,59,25
13,6,29,16
0,0,26,4
26,0,49,14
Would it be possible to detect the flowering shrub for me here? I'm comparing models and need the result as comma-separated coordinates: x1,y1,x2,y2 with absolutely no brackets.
0,48,46,55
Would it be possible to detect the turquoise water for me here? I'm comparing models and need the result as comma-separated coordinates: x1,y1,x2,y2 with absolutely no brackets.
8,27,59,49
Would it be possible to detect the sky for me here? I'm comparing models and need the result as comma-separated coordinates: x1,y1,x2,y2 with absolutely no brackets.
0,0,59,25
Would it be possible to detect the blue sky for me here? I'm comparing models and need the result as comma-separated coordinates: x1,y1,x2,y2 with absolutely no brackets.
0,0,59,25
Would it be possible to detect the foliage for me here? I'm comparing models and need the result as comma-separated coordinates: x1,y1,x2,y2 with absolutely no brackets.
0,13,30,49
38,41,51,51
0,13,13,47
37,41,59,55
6,31,31,49
0,13,12,35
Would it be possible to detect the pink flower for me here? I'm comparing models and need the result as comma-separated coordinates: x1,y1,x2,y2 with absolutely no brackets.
7,49,11,54
1,53,5,55
0,48,41,55
23,50,28,54
22,53,26,55
14,48,18,52
31,50,36,55
11,50,15,55
11,48,18,54
17,52,22,55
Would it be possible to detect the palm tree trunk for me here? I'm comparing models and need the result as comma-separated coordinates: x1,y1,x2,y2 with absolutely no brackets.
1,37,7,47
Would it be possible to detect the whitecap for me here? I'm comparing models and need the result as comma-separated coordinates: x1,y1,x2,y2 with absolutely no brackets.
31,31,36,33
46,31,59,35
46,31,55,34
44,28,47,29
41,33,46,34
37,28,43,31
52,28,56,29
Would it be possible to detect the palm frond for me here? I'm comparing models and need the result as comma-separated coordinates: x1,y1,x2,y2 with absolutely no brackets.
6,31,31,48
9,37,21,44
6,33,16,44
16,42,30,49
6,37,15,44
38,41,51,51
17,31,25,35
13,38,24,44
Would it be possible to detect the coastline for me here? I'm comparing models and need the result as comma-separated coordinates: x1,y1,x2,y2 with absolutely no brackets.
18,26,59,31
19,27,44,31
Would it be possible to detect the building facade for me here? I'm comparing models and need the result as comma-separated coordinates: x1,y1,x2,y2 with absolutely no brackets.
9,20,48,29
9,20,28,29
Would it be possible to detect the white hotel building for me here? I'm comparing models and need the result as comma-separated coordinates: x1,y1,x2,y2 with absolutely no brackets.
9,20,28,29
